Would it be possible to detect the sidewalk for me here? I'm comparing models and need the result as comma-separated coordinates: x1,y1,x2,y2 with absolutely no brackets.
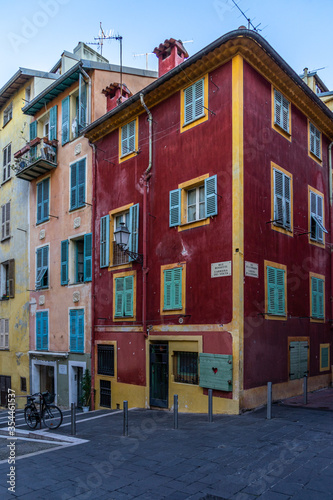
281,387,333,411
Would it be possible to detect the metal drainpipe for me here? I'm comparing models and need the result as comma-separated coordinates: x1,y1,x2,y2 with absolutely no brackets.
89,140,97,410
80,68,92,125
140,93,153,337
329,142,333,329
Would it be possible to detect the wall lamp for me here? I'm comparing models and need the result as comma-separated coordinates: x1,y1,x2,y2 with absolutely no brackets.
114,222,143,265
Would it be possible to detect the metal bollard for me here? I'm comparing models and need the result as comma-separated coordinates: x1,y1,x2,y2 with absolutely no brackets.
174,394,178,429
123,401,128,436
71,403,76,436
208,389,213,422
267,382,272,420
303,375,308,405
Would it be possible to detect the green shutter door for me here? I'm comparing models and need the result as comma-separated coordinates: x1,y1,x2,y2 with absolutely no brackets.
164,270,173,310
42,312,48,350
78,74,87,132
37,182,43,223
299,341,309,377
70,163,77,209
69,310,76,351
77,160,86,207
42,178,49,222
36,313,42,350
276,268,285,315
84,233,92,282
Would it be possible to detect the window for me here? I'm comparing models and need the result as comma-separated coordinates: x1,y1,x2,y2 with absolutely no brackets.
97,345,115,376
1,202,10,240
3,103,12,126
272,165,292,232
70,159,86,210
101,203,139,268
173,351,198,385
36,246,49,289
61,234,92,285
2,144,11,183
120,118,138,160
273,89,290,134
36,311,48,350
309,189,327,244
0,319,9,349
161,263,186,315
310,274,324,320
320,344,330,372
100,380,111,408
289,340,309,379
265,261,286,317
36,178,49,224
20,377,27,392
170,175,217,230
114,274,134,318
181,77,209,132
69,309,84,353
309,122,321,160
0,260,15,299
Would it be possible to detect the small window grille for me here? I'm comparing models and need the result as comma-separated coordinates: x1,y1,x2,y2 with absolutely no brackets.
173,351,198,385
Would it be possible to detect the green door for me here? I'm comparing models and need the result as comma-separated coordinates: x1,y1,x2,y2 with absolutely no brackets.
150,343,168,408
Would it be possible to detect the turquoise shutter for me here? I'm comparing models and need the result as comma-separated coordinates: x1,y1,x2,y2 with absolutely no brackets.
289,341,299,379
164,270,173,309
194,79,204,119
42,312,48,350
128,120,136,153
115,278,124,317
78,74,87,132
267,266,276,314
184,85,194,124
30,121,37,141
37,182,43,223
315,127,321,158
274,169,284,225
36,313,42,350
312,277,324,319
42,178,49,222
321,346,329,370
84,233,92,282
70,163,77,209
61,240,69,285
77,159,86,207
205,175,218,217
121,123,128,156
173,267,182,309
274,90,282,127
128,204,139,260
284,174,291,228
49,105,57,140
77,309,84,352
69,310,76,351
62,96,70,145
276,268,285,315
317,279,324,319
100,215,110,268
169,189,181,227
124,276,134,316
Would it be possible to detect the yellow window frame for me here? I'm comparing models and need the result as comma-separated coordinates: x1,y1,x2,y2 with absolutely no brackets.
119,117,139,163
180,74,209,133
271,87,291,141
160,262,186,316
178,173,210,232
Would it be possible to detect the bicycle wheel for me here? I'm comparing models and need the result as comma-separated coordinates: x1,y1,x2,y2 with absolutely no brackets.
43,405,63,429
24,405,38,429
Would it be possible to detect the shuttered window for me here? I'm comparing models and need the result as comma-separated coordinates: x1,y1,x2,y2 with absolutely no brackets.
310,191,327,243
29,120,37,160
36,178,49,224
273,169,291,230
2,144,11,183
78,74,87,132
267,266,286,316
0,260,15,298
36,246,49,289
320,344,330,371
121,120,136,157
62,96,70,145
1,202,10,240
274,90,290,133
36,311,48,351
164,267,183,310
60,240,69,285
311,277,324,319
97,345,115,376
100,215,110,268
49,105,57,141
310,123,321,159
84,233,92,281
289,341,309,379
69,309,84,353
0,319,9,349
115,275,134,318
70,159,86,210
169,175,218,227
184,79,204,125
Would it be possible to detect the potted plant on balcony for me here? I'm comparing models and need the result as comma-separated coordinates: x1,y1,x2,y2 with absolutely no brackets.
81,368,91,412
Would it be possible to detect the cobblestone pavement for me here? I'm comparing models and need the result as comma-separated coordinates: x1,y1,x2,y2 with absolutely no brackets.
0,398,333,499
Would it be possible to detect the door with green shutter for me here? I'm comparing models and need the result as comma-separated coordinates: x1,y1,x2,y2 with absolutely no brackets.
150,343,168,408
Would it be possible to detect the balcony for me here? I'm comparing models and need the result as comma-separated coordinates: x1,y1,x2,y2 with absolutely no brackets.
14,138,58,181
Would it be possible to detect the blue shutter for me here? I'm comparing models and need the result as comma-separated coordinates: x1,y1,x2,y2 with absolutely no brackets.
77,159,86,207
42,312,48,350
115,278,124,317
169,189,181,227
69,310,76,351
61,240,69,285
62,96,70,145
100,215,110,268
128,204,139,261
70,163,77,209
78,74,87,132
77,309,84,352
164,270,173,310
205,175,218,217
37,182,43,224
84,233,92,282
49,105,57,140
30,121,37,141
36,313,42,350
184,85,194,124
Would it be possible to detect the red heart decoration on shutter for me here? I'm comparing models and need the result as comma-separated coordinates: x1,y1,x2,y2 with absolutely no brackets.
212,367,218,374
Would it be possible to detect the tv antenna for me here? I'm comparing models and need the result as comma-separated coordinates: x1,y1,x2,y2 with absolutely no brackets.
133,40,194,70
230,0,264,32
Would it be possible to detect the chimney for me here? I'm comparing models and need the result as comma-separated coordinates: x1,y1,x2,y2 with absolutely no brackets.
153,38,188,77
102,83,132,112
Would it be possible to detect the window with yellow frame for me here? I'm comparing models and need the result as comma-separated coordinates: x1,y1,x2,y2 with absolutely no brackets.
271,87,291,141
264,260,287,320
119,117,139,162
180,75,208,133
113,270,136,321
160,263,186,316
271,163,293,235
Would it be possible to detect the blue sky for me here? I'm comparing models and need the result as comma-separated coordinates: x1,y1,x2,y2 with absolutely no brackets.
0,0,332,90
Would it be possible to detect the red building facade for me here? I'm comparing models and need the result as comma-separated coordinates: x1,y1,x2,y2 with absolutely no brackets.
85,30,333,413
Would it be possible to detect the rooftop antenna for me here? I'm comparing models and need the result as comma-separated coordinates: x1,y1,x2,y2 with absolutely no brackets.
133,40,194,70
87,23,124,102
230,0,263,32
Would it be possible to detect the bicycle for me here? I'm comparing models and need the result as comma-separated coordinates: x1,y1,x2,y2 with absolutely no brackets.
24,391,63,430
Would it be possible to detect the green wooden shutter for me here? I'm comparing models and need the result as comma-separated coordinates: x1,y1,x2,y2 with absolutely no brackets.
164,270,173,309
42,311,48,350
77,309,84,352
30,121,37,141
274,169,284,225
128,204,139,260
62,96,70,145
276,268,285,315
77,159,86,207
61,240,69,285
299,341,309,377
49,105,57,140
115,278,124,317
78,74,87,132
267,266,277,314
321,346,329,370
205,175,218,217
173,267,182,309
184,85,194,124
84,233,92,282
37,182,43,224
69,310,76,351
70,163,77,209
36,313,42,350
194,79,204,119
199,353,233,391
124,276,134,317
169,189,181,227
100,215,110,268
312,277,324,319
282,95,289,132
317,278,324,319
289,341,299,379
